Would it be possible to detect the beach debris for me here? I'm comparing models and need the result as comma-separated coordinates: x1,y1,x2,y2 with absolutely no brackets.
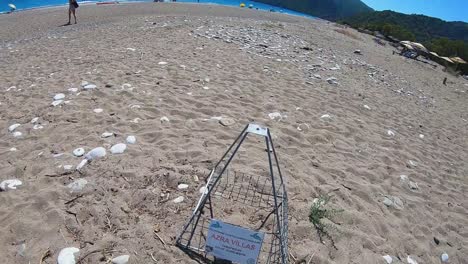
67,179,88,193
330,65,340,71
408,160,417,167
10,147,17,152
12,131,23,138
76,159,88,170
313,74,322,79
8,123,21,132
17,243,26,257
85,147,106,160
320,114,332,121
326,77,338,85
173,196,184,203
434,237,440,245
203,86,210,90
297,123,310,131
441,253,449,262
68,88,78,93
178,184,189,190
81,81,89,87
54,93,65,100
57,247,79,264
126,48,136,52
112,255,130,264
0,179,22,191
354,49,362,55
33,124,44,130
52,100,63,107
407,256,418,264
382,255,393,264
268,112,283,121
363,104,371,110
93,108,103,113
419,134,424,139
158,61,168,65
387,130,396,137
31,117,39,124
111,143,127,154
64,165,73,171
408,181,419,190
126,135,136,144
160,116,170,123
73,148,85,157
101,132,114,138
382,195,404,210
83,84,97,90
219,117,235,126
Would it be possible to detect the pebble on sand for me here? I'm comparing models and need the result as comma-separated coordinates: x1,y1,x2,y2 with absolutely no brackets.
326,77,338,85
363,104,371,110
178,184,189,190
73,148,85,157
441,253,449,262
83,84,97,90
110,143,127,154
387,130,396,137
31,117,39,124
13,131,23,138
173,196,184,203
57,247,80,264
8,123,21,132
0,179,22,191
67,179,88,193
101,132,114,138
64,165,73,171
419,134,425,139
68,88,78,93
199,186,208,194
76,159,88,170
160,116,170,123
93,108,103,113
382,255,393,264
268,112,283,121
383,195,404,210
52,100,63,107
158,61,168,65
112,255,130,264
54,93,65,100
126,135,136,144
85,147,106,160
10,147,17,152
320,114,333,121
81,81,89,87
219,118,235,126
33,124,44,130
297,123,310,131
407,256,418,264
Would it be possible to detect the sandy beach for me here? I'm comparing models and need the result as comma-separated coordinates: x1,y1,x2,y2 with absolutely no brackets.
0,3,467,263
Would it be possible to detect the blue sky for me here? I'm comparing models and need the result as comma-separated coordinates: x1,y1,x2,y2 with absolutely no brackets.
361,0,468,22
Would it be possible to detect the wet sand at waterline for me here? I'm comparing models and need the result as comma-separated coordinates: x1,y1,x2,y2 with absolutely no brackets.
0,3,467,263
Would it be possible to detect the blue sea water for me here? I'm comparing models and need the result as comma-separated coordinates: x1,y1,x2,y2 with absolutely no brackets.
0,0,313,19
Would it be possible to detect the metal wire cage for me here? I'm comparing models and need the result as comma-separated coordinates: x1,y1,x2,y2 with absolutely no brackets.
176,123,289,264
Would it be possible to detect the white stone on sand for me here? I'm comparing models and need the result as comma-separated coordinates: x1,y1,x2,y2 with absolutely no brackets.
126,48,136,51
268,112,283,120
126,135,136,144
199,186,208,194
33,124,44,130
13,131,22,137
419,134,425,139
81,81,89,87
64,165,73,171
326,77,338,85
101,132,114,138
52,100,63,107
219,118,235,126
383,195,404,210
112,255,130,264
8,123,21,132
31,117,39,123
54,93,65,100
407,256,418,264
173,196,184,203
57,247,80,264
76,159,88,170
363,105,371,110
111,143,127,154
203,86,210,90
387,130,396,137
0,179,23,191
10,147,17,152
160,116,170,123
85,147,106,160
441,253,449,262
83,84,97,90
383,255,393,264
67,179,88,193
68,88,78,93
320,114,332,121
178,184,189,190
297,123,310,131
158,61,168,65
73,148,85,157
93,108,103,113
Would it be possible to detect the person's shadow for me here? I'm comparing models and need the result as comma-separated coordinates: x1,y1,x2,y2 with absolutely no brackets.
59,22,72,27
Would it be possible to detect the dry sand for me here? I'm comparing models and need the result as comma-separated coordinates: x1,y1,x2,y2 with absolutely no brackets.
0,3,467,264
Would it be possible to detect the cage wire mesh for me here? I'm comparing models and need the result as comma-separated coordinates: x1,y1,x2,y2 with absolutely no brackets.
176,123,289,263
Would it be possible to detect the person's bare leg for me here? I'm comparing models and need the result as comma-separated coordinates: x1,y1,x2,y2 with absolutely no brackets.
68,9,71,24
72,10,77,24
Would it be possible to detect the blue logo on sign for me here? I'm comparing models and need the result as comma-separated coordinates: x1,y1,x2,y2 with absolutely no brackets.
250,233,262,241
211,222,222,228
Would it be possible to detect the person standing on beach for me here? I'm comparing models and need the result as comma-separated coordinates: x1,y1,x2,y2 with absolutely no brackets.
68,0,78,25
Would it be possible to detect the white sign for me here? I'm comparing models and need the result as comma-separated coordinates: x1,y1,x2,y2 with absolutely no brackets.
206,219,264,264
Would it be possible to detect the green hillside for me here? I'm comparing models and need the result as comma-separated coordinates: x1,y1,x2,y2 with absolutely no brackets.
253,0,373,21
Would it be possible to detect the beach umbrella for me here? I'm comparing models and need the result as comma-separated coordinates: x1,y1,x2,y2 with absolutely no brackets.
429,52,440,58
449,57,467,64
410,42,428,53
8,3,16,10
441,57,454,64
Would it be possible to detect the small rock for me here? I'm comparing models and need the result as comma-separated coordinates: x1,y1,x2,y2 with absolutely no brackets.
387,130,395,137
101,132,114,138
219,118,235,126
17,243,26,257
441,253,449,262
52,100,63,107
0,179,22,191
199,186,208,194
158,61,168,65
112,255,130,264
67,179,88,193
313,74,321,79
434,237,440,245
383,195,403,210
33,124,44,130
320,114,332,121
399,175,409,183
160,116,170,123
173,196,184,203
73,148,85,157
408,160,417,167
268,112,283,121
419,134,424,139
57,247,80,264
408,181,419,190
178,184,189,190
105,84,113,88
64,165,73,171
68,88,78,93
83,84,97,90
363,105,371,110
54,93,65,100
297,123,310,131
326,77,338,85
8,123,21,132
126,48,136,52
354,49,362,54
110,143,127,154
93,108,103,113
85,147,106,160
76,159,88,170
13,131,22,138
81,81,89,87
31,117,39,123
407,256,418,264
126,135,136,144
203,86,210,90
382,255,393,264
10,147,17,152
204,77,210,83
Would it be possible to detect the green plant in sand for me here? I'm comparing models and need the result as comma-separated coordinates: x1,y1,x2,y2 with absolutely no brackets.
309,195,343,249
